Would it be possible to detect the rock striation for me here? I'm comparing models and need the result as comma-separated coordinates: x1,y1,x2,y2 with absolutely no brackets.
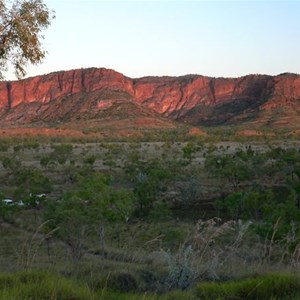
0,68,299,128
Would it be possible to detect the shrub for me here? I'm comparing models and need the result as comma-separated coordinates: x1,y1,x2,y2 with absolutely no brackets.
23,140,40,150
164,245,197,291
51,144,73,154
107,272,138,292
40,155,52,168
0,143,9,152
182,142,199,160
84,155,97,165
149,200,171,220
50,144,73,165
1,156,21,170
13,145,23,152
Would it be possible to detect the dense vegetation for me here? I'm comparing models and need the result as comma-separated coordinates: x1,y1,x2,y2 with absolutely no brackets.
1,135,300,299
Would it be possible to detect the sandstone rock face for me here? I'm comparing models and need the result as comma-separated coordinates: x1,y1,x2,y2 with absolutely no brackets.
133,74,278,125
0,68,299,128
0,68,133,110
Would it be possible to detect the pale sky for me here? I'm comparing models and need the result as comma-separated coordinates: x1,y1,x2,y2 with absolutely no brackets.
14,0,300,80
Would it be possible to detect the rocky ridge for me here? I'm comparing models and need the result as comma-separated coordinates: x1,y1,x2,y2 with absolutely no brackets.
0,68,299,129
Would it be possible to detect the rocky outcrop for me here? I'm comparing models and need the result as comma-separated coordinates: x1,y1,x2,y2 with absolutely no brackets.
0,68,133,110
133,74,279,125
0,68,299,128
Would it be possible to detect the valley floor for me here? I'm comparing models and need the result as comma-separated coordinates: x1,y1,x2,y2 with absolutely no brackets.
1,136,300,299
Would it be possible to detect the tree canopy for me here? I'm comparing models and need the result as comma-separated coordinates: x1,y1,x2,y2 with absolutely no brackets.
0,0,54,79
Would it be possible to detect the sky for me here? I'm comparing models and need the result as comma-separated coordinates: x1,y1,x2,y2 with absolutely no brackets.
15,0,300,80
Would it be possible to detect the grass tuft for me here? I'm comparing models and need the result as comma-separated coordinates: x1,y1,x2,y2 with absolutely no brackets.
195,273,300,300
0,270,94,300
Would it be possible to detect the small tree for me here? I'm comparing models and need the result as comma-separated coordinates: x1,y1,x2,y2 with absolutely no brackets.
0,0,55,78
12,168,52,219
205,154,253,191
0,191,19,221
131,160,171,216
45,172,136,260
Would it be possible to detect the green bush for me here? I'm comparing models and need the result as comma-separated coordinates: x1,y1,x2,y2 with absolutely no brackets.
1,156,21,170
51,144,73,154
0,143,9,152
164,245,196,291
107,272,138,292
13,145,23,152
84,155,97,165
23,140,40,150
40,155,52,168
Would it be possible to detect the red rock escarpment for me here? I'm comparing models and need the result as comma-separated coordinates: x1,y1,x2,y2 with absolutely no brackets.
0,68,134,110
133,75,274,117
133,72,300,125
0,68,299,127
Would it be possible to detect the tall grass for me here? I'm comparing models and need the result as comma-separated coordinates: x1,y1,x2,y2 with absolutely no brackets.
195,273,300,300
0,270,161,300
1,270,300,299
0,270,95,299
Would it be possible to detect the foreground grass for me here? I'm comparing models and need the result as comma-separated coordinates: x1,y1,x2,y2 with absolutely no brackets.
0,270,178,300
0,270,96,300
195,273,300,300
1,271,300,300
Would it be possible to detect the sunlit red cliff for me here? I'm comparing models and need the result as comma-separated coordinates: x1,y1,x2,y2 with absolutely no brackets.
0,68,299,130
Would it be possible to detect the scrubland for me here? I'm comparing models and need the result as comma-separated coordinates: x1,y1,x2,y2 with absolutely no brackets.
1,133,300,299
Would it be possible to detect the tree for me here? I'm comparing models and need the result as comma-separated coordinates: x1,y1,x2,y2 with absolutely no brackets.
10,167,52,221
126,159,171,216
12,167,52,197
0,0,54,78
205,153,253,191
44,172,136,260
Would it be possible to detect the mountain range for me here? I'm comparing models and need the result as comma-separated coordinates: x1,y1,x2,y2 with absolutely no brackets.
0,68,299,136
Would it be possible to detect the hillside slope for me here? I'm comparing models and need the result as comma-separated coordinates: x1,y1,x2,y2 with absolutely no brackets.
0,68,299,130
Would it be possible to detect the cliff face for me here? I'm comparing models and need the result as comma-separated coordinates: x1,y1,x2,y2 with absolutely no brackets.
133,74,277,124
0,68,134,110
0,68,299,128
